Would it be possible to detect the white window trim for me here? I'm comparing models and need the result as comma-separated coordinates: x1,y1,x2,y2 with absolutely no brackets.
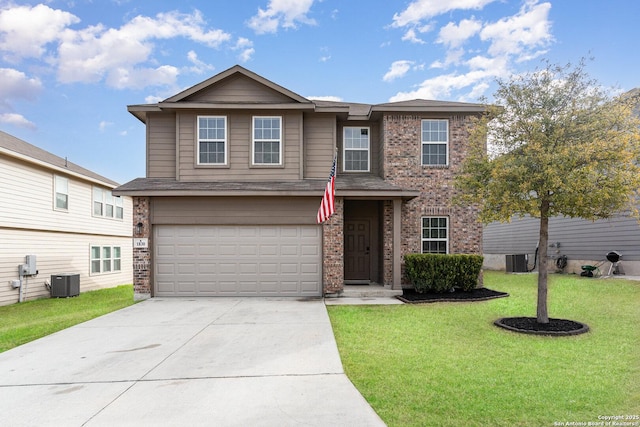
421,119,449,166
92,187,123,220
421,216,449,254
197,115,228,166
343,126,371,172
252,116,283,166
53,175,69,211
90,245,122,275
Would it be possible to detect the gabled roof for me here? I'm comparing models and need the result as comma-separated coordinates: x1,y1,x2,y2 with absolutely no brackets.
128,65,488,123
0,130,120,187
163,65,311,104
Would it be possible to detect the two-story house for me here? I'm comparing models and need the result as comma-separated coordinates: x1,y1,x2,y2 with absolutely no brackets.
0,130,133,306
114,65,484,300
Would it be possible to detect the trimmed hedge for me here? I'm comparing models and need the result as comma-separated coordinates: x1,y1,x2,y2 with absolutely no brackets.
404,254,484,293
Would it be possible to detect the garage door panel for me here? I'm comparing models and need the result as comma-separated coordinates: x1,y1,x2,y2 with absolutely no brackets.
154,225,321,297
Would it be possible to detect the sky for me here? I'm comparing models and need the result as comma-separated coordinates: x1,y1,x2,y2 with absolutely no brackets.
0,0,638,184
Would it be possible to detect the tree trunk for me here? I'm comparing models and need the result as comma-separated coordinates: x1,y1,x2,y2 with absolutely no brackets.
537,200,550,324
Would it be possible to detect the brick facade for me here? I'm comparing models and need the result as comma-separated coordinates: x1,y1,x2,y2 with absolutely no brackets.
382,114,483,286
322,197,344,294
132,196,151,300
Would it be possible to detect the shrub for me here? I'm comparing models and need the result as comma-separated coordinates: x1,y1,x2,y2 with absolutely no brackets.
404,254,484,293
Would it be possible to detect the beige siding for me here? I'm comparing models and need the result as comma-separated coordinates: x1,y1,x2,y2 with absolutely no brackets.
303,114,335,179
147,113,176,178
186,74,294,103
176,111,302,181
0,229,132,306
0,156,132,236
152,197,319,225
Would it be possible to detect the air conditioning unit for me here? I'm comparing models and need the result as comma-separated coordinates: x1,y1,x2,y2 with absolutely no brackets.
51,274,80,297
505,254,528,273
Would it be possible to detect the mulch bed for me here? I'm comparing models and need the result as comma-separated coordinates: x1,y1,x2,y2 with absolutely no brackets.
396,287,509,304
495,317,590,336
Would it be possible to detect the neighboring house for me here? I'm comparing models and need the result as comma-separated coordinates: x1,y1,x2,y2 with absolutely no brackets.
114,65,484,300
0,130,133,306
484,88,640,276
483,215,640,275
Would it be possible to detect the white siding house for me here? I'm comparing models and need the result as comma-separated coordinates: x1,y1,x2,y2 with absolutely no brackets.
0,131,133,306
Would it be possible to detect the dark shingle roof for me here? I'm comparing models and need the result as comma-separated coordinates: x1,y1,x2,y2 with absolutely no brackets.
114,174,419,199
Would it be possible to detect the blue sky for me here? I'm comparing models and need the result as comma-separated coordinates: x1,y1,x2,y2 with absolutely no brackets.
1,0,638,184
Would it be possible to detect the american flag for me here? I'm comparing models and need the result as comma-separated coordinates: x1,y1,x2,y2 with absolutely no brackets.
316,154,337,224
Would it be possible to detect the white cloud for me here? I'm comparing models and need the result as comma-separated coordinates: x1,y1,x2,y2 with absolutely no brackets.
402,28,425,44
99,121,113,132
0,113,36,129
106,65,180,90
389,0,553,102
437,18,482,48
391,55,509,102
383,60,415,82
248,0,317,34
56,10,231,87
0,5,234,90
0,68,42,127
186,50,215,74
480,1,552,60
233,38,255,62
0,4,79,60
0,68,43,102
392,0,497,28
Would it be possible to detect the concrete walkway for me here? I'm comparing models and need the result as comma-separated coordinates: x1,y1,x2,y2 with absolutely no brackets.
0,298,385,426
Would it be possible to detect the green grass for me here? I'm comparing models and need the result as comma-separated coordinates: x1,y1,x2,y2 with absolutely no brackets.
0,285,135,353
328,271,640,427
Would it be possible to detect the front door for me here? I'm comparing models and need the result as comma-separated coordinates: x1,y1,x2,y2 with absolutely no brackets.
344,220,370,282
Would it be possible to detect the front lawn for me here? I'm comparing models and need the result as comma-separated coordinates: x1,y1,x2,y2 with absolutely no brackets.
327,271,640,426
0,285,135,353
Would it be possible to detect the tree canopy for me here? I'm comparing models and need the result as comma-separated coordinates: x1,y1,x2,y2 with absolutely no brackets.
455,59,640,323
456,60,640,224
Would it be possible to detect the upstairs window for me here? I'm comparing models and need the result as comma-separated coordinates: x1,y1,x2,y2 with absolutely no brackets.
93,187,123,219
421,119,449,166
198,116,227,165
54,175,68,210
421,217,449,254
253,116,282,165
343,127,370,172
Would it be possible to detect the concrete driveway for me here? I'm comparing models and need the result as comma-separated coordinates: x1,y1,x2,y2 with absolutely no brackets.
0,298,385,426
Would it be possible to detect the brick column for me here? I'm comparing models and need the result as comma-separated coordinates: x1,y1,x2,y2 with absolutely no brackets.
133,196,151,300
322,197,344,294
382,200,394,287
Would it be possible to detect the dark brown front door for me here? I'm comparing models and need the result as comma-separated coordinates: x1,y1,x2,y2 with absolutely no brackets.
345,220,370,282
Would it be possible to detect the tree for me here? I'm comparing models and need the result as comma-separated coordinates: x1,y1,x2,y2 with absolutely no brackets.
455,59,640,324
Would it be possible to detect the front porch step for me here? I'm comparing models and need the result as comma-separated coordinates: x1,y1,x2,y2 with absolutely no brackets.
340,284,403,298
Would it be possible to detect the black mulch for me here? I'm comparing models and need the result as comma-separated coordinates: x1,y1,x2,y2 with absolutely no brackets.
396,287,509,304
495,317,590,336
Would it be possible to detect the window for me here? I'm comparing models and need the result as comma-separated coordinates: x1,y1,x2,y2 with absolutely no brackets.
54,175,68,210
343,127,370,172
91,245,121,274
421,119,448,166
253,116,282,165
93,187,123,219
421,217,448,254
198,116,227,165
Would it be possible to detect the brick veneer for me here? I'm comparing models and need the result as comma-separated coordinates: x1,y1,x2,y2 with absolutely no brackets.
322,197,344,294
382,114,483,287
132,196,151,300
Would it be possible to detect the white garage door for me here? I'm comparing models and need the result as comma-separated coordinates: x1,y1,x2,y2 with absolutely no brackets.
154,225,322,297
